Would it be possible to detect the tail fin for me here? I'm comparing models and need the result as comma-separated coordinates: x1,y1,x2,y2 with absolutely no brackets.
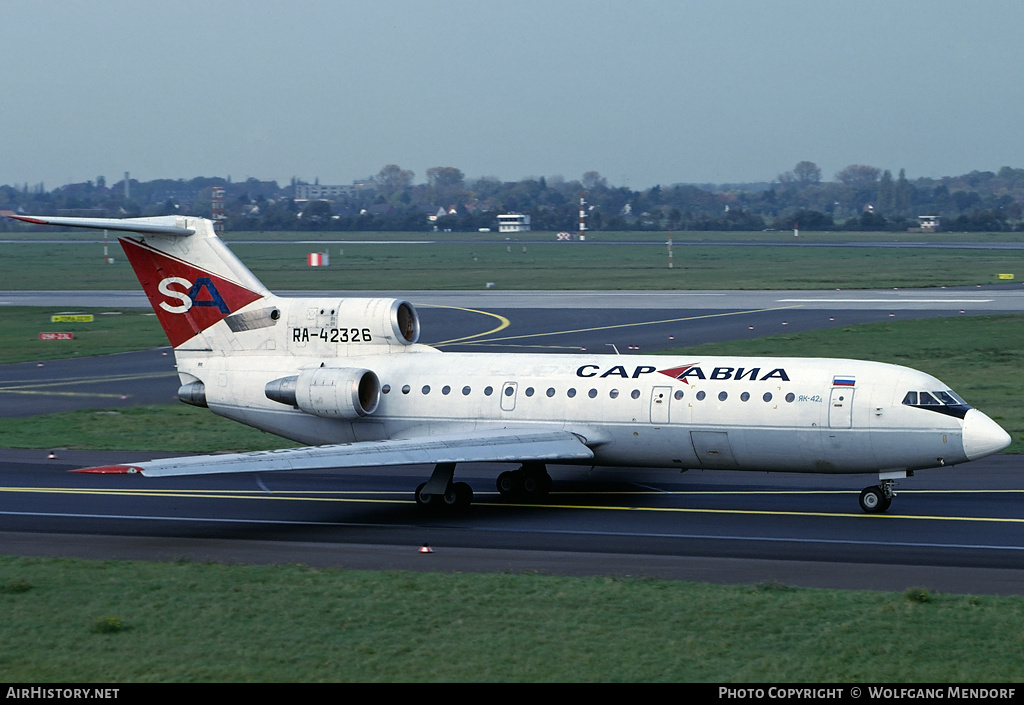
8,215,270,347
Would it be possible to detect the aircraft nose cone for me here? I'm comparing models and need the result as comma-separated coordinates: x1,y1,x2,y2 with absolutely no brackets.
962,409,1011,461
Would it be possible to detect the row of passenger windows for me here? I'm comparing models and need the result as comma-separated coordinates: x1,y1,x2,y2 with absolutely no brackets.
380,383,797,404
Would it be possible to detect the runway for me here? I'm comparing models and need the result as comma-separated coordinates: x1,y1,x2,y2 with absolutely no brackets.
2,288,1023,594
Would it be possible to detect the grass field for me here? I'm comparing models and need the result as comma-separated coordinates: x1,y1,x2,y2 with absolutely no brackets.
1,556,1022,682
0,307,166,364
2,232,1024,290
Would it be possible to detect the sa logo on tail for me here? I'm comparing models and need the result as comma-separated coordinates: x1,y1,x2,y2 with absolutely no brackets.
120,237,264,347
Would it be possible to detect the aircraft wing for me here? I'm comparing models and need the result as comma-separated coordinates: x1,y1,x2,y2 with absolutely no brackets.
76,428,595,478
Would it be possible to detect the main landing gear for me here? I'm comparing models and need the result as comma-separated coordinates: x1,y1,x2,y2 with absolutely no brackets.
415,462,473,511
858,478,897,514
413,462,555,511
496,463,553,501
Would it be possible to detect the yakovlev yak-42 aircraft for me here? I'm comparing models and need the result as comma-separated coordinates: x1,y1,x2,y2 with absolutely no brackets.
10,214,1012,513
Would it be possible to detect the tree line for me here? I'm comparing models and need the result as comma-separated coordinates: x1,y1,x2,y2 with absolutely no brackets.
4,162,1024,232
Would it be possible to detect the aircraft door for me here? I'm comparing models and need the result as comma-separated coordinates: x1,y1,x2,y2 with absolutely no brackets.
689,431,740,468
650,386,671,424
829,388,854,429
500,382,518,412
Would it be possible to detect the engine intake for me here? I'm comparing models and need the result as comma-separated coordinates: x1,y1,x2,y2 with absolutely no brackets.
266,367,380,419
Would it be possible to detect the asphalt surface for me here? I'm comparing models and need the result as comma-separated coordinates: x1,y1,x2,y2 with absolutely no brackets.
2,287,1023,594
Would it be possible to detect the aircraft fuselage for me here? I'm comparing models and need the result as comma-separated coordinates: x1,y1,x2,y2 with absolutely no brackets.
182,348,994,477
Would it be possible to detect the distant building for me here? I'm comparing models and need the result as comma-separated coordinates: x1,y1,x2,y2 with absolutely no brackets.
918,215,940,232
294,183,353,200
498,213,531,233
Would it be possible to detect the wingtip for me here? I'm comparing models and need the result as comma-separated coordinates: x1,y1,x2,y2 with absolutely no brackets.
71,465,142,475
5,214,46,224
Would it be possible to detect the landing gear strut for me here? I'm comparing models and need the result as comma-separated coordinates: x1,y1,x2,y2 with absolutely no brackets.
496,463,553,501
415,462,473,510
858,479,897,514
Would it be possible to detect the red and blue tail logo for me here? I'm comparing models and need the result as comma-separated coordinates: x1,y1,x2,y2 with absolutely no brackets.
120,237,263,347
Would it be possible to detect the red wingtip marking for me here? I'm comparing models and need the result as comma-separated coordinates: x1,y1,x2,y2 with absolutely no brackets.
8,215,48,224
72,465,141,475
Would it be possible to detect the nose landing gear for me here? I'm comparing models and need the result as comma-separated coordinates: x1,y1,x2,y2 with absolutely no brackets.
859,478,897,514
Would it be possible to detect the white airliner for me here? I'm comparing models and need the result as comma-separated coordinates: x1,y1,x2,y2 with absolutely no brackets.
9,214,1012,513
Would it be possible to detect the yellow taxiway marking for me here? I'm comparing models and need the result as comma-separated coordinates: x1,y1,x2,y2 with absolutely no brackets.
3,486,1023,523
0,371,176,399
0,486,407,504
460,343,587,351
417,304,511,346
434,305,803,347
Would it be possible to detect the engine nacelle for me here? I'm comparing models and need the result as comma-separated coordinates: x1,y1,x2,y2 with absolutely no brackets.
266,367,380,419
177,380,207,408
285,298,420,348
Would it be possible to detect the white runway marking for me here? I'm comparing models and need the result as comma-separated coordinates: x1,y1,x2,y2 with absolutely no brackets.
777,298,993,303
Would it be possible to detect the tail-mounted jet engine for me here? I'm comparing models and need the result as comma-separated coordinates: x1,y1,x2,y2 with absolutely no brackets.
266,367,381,418
286,298,420,348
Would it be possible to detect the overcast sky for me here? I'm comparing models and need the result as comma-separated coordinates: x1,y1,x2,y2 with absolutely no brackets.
3,0,1023,190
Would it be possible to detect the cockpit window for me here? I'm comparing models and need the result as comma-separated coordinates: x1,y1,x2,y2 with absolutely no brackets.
902,389,972,419
934,391,959,405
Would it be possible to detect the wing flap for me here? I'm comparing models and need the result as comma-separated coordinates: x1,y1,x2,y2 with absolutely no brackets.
75,429,594,478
